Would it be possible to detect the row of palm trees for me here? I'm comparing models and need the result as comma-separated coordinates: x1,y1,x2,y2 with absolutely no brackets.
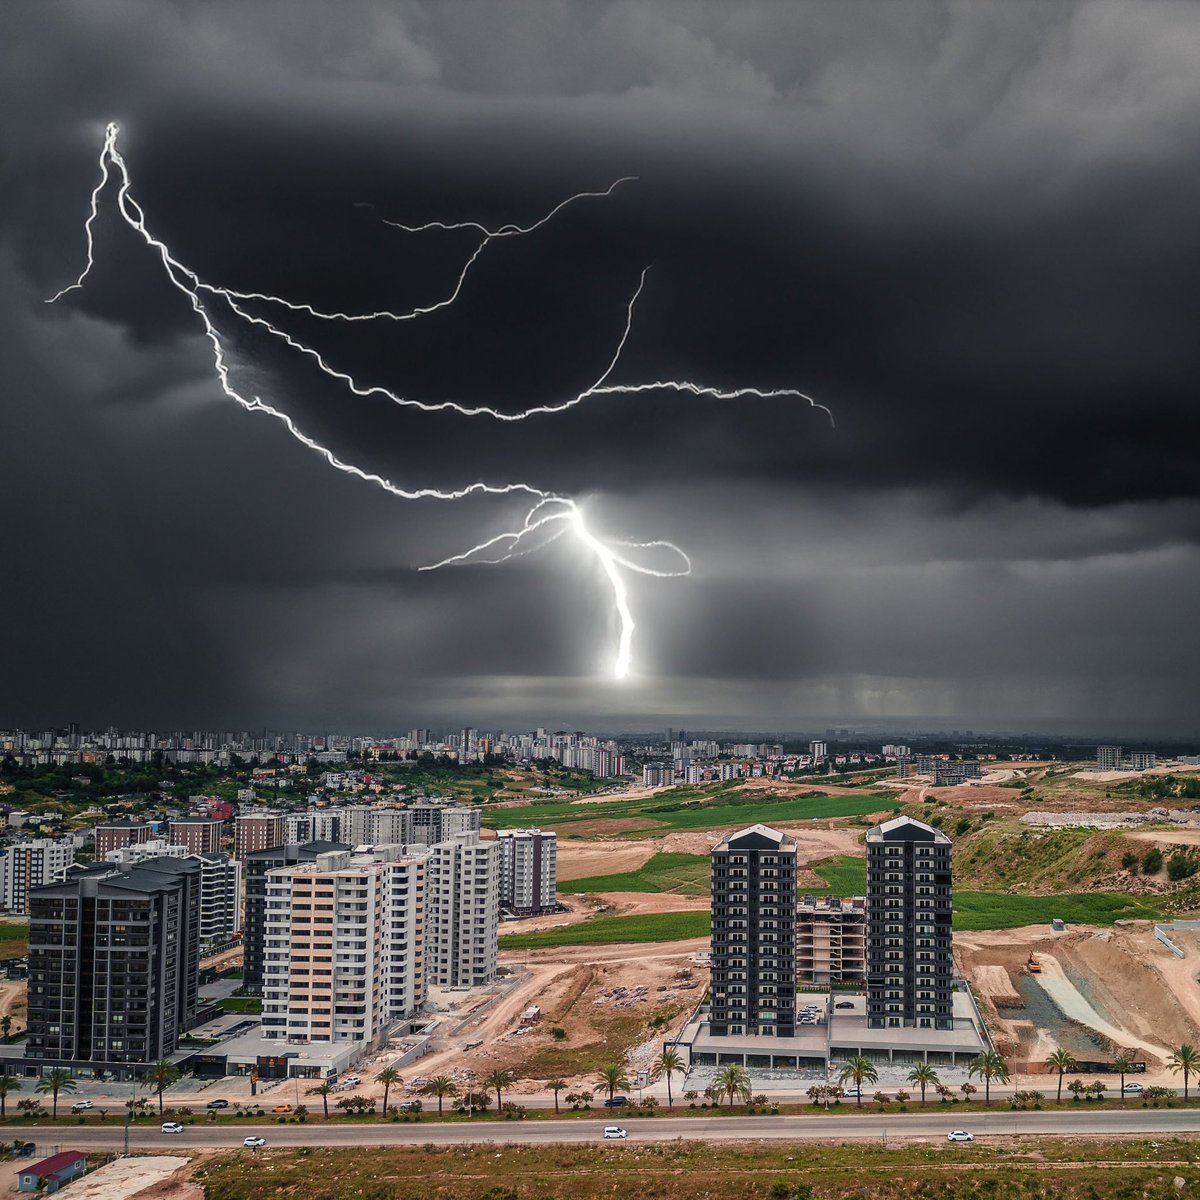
0,1059,184,1119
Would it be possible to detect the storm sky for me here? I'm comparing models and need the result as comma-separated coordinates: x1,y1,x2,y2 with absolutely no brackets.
3,1,1199,734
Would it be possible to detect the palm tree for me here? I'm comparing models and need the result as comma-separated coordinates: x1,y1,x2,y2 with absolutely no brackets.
375,1067,403,1114
658,1047,685,1109
714,1063,752,1108
968,1050,1009,1105
1112,1054,1133,1102
907,1063,940,1106
597,1063,631,1102
425,1076,457,1119
0,1074,21,1118
485,1068,515,1113
837,1056,879,1108
547,1079,567,1115
1168,1044,1200,1100
0,1015,12,1042
306,1080,333,1118
1046,1049,1078,1104
36,1067,76,1117
144,1059,181,1115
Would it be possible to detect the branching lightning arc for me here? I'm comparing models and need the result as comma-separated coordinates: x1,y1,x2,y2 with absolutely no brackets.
49,122,831,680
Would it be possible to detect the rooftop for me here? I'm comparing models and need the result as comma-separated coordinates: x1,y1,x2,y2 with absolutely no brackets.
714,823,797,853
865,815,951,845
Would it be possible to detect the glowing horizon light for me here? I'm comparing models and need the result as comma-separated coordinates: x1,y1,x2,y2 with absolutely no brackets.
47,121,827,680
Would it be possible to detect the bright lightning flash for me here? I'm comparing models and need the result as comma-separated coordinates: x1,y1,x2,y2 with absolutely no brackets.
48,122,828,680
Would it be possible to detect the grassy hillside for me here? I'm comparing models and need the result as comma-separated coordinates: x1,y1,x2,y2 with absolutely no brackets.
557,852,710,896
499,910,710,948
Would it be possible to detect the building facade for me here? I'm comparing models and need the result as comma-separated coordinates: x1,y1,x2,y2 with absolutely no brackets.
865,815,954,1030
796,895,866,986
169,817,223,855
26,858,201,1070
1,839,75,914
94,820,154,858
235,812,285,859
496,828,557,915
709,824,797,1037
425,831,498,987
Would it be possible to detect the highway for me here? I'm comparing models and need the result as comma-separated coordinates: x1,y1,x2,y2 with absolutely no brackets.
23,1108,1200,1150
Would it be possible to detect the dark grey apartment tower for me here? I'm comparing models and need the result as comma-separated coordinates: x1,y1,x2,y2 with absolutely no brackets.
709,824,797,1037
26,858,202,1073
865,815,954,1030
242,840,348,994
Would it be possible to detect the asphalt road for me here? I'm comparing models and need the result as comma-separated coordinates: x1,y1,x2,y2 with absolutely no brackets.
24,1108,1200,1150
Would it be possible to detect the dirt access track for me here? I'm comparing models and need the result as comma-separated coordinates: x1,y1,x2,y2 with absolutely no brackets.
958,921,1200,1083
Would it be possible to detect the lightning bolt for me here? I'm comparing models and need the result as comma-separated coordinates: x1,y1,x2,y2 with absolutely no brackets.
47,121,828,680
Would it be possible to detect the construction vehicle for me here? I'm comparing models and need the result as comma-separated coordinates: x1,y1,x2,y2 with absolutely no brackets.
1026,953,1042,974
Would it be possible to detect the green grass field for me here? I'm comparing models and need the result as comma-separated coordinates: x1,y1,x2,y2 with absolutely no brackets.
558,852,710,896
499,910,710,949
216,996,264,1014
811,856,1166,930
485,788,900,835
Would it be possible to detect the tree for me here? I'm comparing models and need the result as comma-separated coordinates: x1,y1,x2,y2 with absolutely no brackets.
1142,847,1164,874
0,1015,12,1041
425,1076,458,1119
658,1048,685,1109
837,1056,879,1108
1112,1054,1134,1102
714,1063,752,1108
1168,1044,1200,1100
306,1080,333,1118
144,1059,181,1115
1046,1049,1078,1103
0,1074,21,1118
547,1079,567,1115
375,1067,403,1114
907,1063,940,1105
485,1069,515,1113
597,1063,631,1102
968,1050,1009,1105
36,1067,77,1117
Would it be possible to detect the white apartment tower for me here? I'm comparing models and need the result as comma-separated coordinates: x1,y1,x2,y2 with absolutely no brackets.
426,831,498,987
1,839,75,914
497,828,557,916
261,846,426,1049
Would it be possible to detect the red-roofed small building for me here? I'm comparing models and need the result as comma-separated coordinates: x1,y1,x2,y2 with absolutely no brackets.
19,1150,87,1192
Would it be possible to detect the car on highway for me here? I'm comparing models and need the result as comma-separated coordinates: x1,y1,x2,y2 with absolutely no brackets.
271,1104,292,1113
841,1087,861,1098
161,1122,186,1134
206,1098,230,1109
603,1126,628,1139
244,1136,266,1148
1122,1083,1145,1094
604,1096,628,1107
947,1130,975,1143
71,1100,95,1112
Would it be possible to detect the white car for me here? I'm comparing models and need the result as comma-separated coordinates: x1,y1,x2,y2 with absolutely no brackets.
71,1100,95,1112
244,1136,266,1148
343,1075,362,1086
603,1126,628,1139
161,1122,185,1134
1122,1082,1145,1093
947,1130,975,1143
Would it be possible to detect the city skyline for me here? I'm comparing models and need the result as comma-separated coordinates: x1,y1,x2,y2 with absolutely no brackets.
3,2,1199,733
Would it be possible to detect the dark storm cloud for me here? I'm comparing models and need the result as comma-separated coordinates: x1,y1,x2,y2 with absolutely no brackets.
2,0,1199,732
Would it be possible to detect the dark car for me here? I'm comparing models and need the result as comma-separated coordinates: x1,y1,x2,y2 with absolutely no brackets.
206,1099,230,1109
835,1001,855,1010
604,1096,628,1107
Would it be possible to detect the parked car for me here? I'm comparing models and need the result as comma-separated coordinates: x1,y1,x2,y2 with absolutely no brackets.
244,1136,266,1148
71,1100,95,1112
947,1130,975,1143
603,1096,628,1107
161,1122,186,1134
603,1126,628,1139
835,1001,855,1010
343,1075,362,1086
206,1099,230,1109
271,1104,292,1114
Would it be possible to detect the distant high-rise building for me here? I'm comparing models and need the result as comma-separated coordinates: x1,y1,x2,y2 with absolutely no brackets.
425,831,498,987
26,858,201,1070
1,839,75,914
497,828,557,915
709,824,797,1038
94,820,154,858
1096,746,1122,772
169,816,223,855
809,740,828,761
1129,751,1157,771
284,810,344,845
235,812,285,859
865,815,953,1031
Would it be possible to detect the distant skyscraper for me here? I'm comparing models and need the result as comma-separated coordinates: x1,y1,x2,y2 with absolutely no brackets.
235,811,285,859
425,831,498,987
1096,746,1122,771
1,839,75,914
497,828,557,915
709,824,797,1037
169,816,223,855
95,820,154,858
809,740,828,760
865,815,953,1031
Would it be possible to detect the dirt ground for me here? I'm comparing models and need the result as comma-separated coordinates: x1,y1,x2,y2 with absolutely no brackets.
52,1156,196,1200
0,981,26,1035
957,921,1200,1083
